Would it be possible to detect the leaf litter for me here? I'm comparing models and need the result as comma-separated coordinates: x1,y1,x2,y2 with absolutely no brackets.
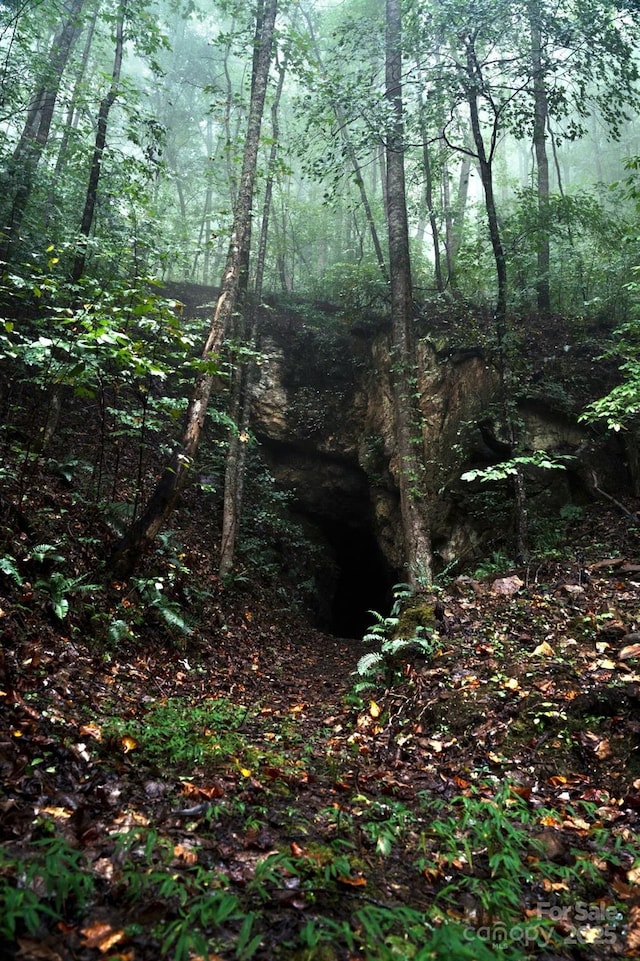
2,505,640,958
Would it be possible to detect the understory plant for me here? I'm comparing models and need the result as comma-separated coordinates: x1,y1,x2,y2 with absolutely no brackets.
356,583,440,685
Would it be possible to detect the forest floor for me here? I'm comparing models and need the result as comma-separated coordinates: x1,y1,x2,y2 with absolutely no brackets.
3,502,640,960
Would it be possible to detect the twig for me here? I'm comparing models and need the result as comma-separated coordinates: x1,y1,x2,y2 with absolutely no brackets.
591,471,638,519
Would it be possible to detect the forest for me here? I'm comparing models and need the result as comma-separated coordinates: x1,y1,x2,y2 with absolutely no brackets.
2,0,640,958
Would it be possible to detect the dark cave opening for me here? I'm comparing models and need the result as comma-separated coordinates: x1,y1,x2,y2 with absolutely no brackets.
320,519,396,639
257,438,397,639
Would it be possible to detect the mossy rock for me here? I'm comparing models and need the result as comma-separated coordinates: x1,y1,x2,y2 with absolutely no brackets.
393,599,438,640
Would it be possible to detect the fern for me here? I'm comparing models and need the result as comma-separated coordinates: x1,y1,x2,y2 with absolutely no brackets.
158,603,192,636
357,651,383,675
356,583,440,682
0,553,23,585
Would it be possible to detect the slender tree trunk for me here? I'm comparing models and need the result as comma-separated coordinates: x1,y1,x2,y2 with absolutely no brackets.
450,154,471,270
464,36,528,559
71,0,125,283
385,0,432,588
417,89,443,292
528,0,551,315
219,41,289,578
465,38,507,342
0,0,87,264
53,4,99,180
108,0,278,576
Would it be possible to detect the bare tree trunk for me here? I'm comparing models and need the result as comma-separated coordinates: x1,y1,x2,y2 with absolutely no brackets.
465,38,507,343
417,87,443,292
0,0,87,263
219,40,289,578
464,36,528,559
385,0,432,588
71,0,125,283
528,0,551,315
53,4,99,179
108,0,278,577
450,154,471,272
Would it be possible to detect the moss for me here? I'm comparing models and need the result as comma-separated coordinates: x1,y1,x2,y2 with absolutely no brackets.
393,601,437,640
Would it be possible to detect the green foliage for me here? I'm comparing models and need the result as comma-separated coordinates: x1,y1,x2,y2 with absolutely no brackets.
0,835,94,939
103,696,249,771
318,261,389,319
471,550,515,580
580,303,640,431
356,584,440,682
503,187,633,317
0,553,23,586
580,158,640,430
130,574,193,637
461,451,570,484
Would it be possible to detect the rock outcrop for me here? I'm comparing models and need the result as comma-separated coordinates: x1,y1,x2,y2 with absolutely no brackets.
167,285,627,632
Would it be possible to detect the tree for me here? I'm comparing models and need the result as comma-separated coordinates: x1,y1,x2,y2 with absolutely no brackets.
0,0,88,264
109,0,279,575
71,0,126,282
385,0,433,586
219,34,290,578
300,4,387,278
527,0,551,315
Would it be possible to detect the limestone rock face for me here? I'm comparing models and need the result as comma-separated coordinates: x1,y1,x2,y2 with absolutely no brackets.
250,314,503,573
165,285,624,582
247,305,623,576
251,337,290,442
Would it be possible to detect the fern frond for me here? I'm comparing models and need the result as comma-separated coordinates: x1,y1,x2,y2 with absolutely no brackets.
357,652,383,675
158,604,193,636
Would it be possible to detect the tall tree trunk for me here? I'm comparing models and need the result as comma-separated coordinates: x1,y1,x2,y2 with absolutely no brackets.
53,4,99,180
449,154,471,273
464,35,528,560
417,88,443,292
71,0,125,283
465,37,507,343
108,0,278,576
385,0,433,588
0,0,87,264
528,0,551,315
219,41,289,578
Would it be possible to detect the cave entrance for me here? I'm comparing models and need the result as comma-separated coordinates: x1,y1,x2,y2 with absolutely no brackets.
322,518,396,638
258,439,398,639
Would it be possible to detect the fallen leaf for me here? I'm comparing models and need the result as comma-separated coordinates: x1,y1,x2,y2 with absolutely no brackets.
541,878,569,892
627,903,640,952
589,658,617,671
16,939,63,960
369,700,381,718
531,641,555,657
38,806,73,820
173,844,198,864
120,735,137,753
80,921,127,953
80,722,102,740
620,643,640,660
562,816,591,832
627,864,640,885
